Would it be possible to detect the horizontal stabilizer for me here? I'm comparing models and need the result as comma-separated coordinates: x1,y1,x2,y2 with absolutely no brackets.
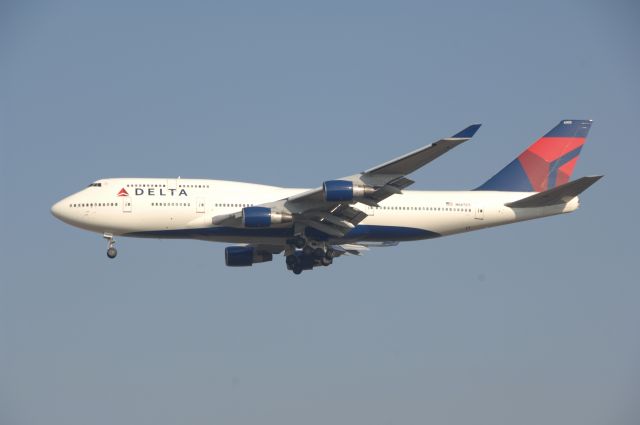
505,175,603,208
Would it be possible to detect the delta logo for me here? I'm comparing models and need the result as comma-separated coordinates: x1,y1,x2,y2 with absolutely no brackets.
116,187,188,197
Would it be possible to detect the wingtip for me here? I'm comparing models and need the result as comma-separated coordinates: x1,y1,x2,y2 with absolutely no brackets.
452,123,482,139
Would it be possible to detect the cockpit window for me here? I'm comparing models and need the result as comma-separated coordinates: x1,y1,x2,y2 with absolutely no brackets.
87,183,102,187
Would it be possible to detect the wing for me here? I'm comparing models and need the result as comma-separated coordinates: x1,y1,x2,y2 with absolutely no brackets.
275,124,481,237
212,124,481,237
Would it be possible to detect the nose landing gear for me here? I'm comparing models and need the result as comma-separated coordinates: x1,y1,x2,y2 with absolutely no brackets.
104,233,117,259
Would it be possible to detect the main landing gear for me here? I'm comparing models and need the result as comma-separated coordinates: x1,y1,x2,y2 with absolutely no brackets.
104,233,117,259
285,238,335,275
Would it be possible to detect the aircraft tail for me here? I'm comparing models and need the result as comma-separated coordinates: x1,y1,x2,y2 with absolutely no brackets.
475,120,593,192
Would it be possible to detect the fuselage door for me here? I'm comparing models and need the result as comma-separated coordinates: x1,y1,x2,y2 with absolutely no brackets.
196,198,205,213
474,206,484,220
122,198,132,213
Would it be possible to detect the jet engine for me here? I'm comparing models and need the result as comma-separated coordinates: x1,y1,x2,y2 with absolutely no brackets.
225,246,273,267
242,207,292,228
322,180,375,202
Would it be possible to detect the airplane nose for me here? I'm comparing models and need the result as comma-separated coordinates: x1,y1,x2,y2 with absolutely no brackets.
51,200,65,219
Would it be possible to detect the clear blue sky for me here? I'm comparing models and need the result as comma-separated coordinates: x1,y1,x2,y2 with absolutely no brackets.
2,1,639,424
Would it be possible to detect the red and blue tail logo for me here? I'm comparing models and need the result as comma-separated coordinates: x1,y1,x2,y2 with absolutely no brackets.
476,120,592,192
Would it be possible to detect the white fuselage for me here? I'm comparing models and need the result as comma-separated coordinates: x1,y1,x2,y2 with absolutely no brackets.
51,178,579,245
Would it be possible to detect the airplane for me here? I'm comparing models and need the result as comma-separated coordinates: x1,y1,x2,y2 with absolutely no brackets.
51,119,602,274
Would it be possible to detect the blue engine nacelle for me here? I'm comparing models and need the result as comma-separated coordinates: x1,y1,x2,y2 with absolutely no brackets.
322,180,375,202
225,246,273,267
242,207,292,228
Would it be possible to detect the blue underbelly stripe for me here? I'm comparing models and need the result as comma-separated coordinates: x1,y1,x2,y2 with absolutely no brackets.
126,227,294,239
351,225,440,241
126,224,441,242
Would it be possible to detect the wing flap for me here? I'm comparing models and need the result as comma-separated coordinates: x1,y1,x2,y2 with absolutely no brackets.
369,176,415,202
330,241,400,256
298,204,368,237
330,244,370,256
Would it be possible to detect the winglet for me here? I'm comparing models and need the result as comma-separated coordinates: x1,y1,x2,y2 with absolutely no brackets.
452,124,482,139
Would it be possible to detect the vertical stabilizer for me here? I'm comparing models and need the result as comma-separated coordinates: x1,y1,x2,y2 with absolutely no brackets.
476,120,592,192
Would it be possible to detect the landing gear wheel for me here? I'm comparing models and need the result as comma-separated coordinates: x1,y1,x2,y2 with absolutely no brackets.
107,247,117,259
321,256,332,266
292,265,303,275
286,255,298,267
104,233,117,259
302,245,314,256
313,248,325,258
292,237,306,249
